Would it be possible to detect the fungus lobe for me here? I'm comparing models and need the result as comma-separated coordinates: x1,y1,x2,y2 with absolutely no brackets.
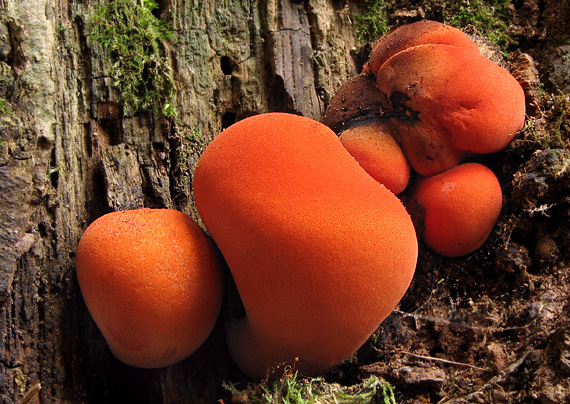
409,162,503,257
366,19,480,76
76,208,225,368
339,122,411,194
376,44,526,177
321,73,386,133
193,113,418,378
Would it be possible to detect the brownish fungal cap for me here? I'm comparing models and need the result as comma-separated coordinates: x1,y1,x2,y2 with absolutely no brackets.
321,73,386,133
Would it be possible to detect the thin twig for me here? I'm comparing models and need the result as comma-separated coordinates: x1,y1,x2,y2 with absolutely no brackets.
21,383,41,404
399,351,491,373
393,309,539,333
438,348,533,404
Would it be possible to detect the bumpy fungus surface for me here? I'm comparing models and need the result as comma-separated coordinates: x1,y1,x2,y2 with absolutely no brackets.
324,20,525,181
339,122,410,194
193,113,418,379
76,208,224,368
410,163,503,257
366,20,480,75
376,44,526,177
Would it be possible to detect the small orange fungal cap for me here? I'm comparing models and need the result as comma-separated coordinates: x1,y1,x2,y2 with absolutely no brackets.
410,163,503,257
339,122,411,194
76,208,225,368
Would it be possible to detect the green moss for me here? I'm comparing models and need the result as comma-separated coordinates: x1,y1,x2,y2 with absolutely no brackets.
189,125,201,141
355,1,393,41
354,0,514,50
552,93,570,142
0,63,12,114
13,368,27,394
0,97,10,114
223,371,397,404
443,0,514,49
175,124,205,172
89,0,177,118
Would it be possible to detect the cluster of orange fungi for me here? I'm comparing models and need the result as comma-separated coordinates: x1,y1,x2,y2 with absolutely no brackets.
75,20,525,378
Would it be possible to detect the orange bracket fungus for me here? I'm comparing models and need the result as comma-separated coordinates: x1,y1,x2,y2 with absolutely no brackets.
339,122,411,194
193,113,418,378
409,162,503,258
76,208,224,368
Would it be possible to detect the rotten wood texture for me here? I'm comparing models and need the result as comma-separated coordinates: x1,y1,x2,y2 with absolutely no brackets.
0,1,359,403
267,0,322,118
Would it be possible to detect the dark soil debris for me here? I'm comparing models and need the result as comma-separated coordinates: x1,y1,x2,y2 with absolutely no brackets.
314,5,570,402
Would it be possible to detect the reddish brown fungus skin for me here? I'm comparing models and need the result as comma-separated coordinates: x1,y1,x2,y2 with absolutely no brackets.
366,20,480,76
410,163,503,257
193,113,418,379
75,208,225,368
376,44,526,177
339,122,411,194
321,73,386,133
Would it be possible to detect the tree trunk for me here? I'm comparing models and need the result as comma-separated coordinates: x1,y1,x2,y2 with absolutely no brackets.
0,0,360,402
3,0,569,403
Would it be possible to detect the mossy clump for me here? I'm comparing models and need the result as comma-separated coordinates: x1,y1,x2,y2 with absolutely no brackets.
355,0,393,41
223,369,397,404
0,62,12,114
89,0,177,118
355,0,514,50
0,98,9,114
552,93,570,144
443,0,513,49
524,92,570,149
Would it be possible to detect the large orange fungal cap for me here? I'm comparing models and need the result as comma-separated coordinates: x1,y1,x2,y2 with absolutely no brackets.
193,113,417,378
76,208,225,368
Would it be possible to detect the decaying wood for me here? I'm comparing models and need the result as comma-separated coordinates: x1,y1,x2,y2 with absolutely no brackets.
0,1,359,402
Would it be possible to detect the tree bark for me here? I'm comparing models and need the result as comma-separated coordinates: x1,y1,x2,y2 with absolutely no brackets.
0,0,360,402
